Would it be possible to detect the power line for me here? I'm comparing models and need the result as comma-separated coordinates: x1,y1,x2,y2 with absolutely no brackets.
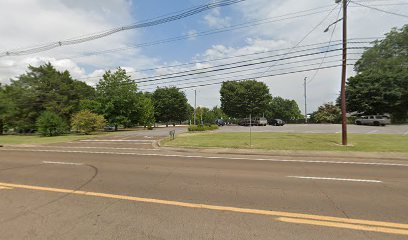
0,0,246,57
350,1,408,18
178,64,352,90
74,39,374,80
138,54,363,89
60,5,337,61
129,45,367,84
140,59,360,91
256,3,341,79
307,3,343,84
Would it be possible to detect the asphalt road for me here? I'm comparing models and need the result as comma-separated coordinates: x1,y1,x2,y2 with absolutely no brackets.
1,129,408,239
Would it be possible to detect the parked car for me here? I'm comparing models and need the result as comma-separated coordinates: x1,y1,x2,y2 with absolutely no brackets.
269,119,285,126
104,125,115,131
239,117,267,126
215,119,225,126
355,115,390,126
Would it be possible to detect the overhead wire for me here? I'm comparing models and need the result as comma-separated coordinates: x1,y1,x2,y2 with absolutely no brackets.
307,2,344,85
255,2,341,80
0,0,246,57
350,1,408,18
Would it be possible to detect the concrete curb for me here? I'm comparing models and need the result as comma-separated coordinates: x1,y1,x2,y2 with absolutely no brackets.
158,145,408,161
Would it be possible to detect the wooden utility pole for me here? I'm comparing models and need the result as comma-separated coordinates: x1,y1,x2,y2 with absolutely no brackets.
340,0,348,145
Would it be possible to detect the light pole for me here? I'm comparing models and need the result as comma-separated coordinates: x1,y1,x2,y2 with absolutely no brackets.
194,89,197,125
304,77,307,123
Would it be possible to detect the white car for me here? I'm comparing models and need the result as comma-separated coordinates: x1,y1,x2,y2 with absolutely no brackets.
355,115,391,126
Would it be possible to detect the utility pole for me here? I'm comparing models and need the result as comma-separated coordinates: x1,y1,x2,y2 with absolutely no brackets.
304,77,307,123
194,89,197,125
340,0,348,145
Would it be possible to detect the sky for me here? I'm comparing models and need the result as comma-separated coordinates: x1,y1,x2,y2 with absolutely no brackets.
0,0,407,113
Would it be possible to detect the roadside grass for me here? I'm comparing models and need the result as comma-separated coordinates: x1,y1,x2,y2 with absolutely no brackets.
0,131,125,145
162,132,408,152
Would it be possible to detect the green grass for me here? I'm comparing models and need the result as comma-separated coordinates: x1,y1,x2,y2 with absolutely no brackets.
163,132,408,152
0,131,123,145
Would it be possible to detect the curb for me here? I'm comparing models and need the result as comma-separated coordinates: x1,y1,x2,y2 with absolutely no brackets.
158,145,408,161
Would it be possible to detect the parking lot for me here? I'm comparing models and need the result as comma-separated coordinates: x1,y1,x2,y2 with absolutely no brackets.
217,124,408,135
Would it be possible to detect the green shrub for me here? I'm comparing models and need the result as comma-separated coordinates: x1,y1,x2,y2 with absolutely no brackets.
71,110,106,134
188,124,219,131
36,111,67,136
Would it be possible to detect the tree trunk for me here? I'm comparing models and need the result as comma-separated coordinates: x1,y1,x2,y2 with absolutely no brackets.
115,124,118,131
0,119,3,135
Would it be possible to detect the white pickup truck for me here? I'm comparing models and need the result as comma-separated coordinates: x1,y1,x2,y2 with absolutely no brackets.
355,115,391,126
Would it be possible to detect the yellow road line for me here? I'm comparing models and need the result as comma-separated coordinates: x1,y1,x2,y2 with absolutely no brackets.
0,186,13,190
278,217,408,236
1,181,407,235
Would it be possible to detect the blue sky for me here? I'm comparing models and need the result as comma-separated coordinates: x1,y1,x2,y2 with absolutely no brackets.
0,0,407,112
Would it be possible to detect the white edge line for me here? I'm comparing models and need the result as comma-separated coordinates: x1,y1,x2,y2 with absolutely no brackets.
30,146,159,151
2,148,408,167
43,161,83,166
287,176,383,183
79,140,154,142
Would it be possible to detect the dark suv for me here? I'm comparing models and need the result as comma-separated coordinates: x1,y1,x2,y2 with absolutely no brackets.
269,119,285,126
215,119,226,126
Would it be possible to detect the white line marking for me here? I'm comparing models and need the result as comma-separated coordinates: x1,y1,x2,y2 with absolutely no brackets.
43,161,83,166
2,149,408,167
67,142,152,145
288,176,382,183
29,146,159,151
80,139,154,142
367,130,379,134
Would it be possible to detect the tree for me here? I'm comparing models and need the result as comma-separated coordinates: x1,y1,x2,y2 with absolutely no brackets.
266,97,302,122
310,103,341,124
0,85,11,134
152,87,189,126
346,25,408,122
4,63,95,131
138,94,155,128
71,110,106,134
36,111,67,136
220,80,272,118
96,68,140,130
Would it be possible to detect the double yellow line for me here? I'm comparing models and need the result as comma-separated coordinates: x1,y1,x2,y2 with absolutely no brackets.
1,181,407,236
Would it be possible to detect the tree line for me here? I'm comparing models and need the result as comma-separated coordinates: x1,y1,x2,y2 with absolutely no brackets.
0,64,192,135
0,25,405,134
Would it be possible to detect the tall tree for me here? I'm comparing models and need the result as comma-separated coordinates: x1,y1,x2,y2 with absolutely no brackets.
220,80,272,118
267,97,302,122
4,63,95,131
152,87,189,126
0,84,11,134
96,68,140,130
346,25,408,122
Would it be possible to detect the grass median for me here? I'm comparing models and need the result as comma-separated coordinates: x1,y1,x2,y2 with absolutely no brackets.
163,132,408,152
0,131,124,145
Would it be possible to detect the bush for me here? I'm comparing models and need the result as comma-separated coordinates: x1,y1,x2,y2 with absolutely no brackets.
188,124,219,131
36,111,67,136
71,110,106,134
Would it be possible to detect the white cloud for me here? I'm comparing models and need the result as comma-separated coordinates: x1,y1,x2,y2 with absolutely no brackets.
204,8,231,28
184,0,408,112
0,0,157,85
186,29,199,40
